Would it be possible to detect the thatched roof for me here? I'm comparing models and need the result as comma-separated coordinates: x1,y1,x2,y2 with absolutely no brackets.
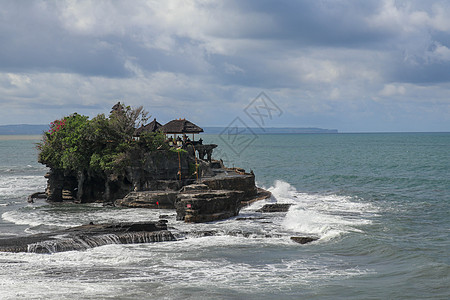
135,118,162,135
160,119,204,134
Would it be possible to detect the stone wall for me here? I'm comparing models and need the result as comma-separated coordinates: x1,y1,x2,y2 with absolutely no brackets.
44,150,198,203
175,189,244,223
201,174,257,198
43,149,260,216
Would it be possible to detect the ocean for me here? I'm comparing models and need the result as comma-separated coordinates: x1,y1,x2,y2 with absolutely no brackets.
0,133,448,299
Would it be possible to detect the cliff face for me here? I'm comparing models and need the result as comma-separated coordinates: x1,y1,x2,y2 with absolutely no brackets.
45,150,198,203
175,188,244,223
201,174,257,198
115,171,263,223
43,147,270,223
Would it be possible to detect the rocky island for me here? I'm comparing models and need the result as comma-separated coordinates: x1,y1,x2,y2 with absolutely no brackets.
0,103,283,253
37,103,270,223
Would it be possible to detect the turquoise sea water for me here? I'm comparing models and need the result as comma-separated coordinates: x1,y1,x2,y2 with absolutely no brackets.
0,133,449,299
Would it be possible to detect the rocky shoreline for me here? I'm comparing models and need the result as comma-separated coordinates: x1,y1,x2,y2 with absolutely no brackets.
40,154,274,223
0,211,318,253
6,105,319,254
5,160,323,254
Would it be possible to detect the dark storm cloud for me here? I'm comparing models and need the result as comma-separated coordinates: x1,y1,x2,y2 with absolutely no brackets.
0,1,217,78
0,0,448,131
0,1,129,77
1,0,447,85
215,0,450,86
229,0,390,47
390,31,450,83
393,58,450,84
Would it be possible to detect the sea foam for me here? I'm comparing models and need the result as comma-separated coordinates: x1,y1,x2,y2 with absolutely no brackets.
0,175,46,200
266,180,377,240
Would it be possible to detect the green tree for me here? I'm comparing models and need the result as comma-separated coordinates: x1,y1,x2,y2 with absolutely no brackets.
38,103,166,175
38,113,90,170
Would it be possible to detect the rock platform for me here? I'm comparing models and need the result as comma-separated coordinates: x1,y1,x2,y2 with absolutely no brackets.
115,177,272,223
0,221,174,253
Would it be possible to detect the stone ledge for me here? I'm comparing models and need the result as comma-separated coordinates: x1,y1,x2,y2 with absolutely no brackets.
115,191,178,208
0,221,174,253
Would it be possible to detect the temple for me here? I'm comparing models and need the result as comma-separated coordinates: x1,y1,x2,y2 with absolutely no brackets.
41,104,271,223
136,118,217,162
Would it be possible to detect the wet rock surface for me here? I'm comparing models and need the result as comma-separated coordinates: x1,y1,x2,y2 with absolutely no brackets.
290,236,319,244
0,221,174,253
174,230,283,239
27,192,47,203
201,174,257,198
1,203,320,253
115,190,178,209
257,203,293,212
176,189,244,223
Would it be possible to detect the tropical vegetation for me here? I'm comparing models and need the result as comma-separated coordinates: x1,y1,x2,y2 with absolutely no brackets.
37,103,169,175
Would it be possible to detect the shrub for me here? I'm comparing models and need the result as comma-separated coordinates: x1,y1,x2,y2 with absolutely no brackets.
37,104,167,175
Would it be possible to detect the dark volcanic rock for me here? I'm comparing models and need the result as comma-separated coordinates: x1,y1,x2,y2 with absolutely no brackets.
40,144,272,223
240,188,272,207
43,150,198,203
175,190,244,223
0,221,175,253
179,230,218,238
290,236,319,244
44,170,65,202
114,181,271,223
179,183,210,192
175,230,283,239
27,192,47,203
257,203,293,213
115,190,178,209
159,214,174,219
201,173,257,198
235,216,269,221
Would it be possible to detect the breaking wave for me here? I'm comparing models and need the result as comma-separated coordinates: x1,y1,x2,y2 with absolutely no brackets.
267,180,377,240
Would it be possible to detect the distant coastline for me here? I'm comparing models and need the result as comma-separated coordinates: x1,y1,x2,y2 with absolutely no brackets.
0,124,49,135
0,124,338,135
204,126,338,134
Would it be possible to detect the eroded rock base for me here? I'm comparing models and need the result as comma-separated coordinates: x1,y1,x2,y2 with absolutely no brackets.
115,173,272,223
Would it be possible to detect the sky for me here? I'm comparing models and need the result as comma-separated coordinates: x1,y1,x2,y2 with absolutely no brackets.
0,0,449,132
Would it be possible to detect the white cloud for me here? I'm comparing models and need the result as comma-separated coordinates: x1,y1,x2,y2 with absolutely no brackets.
330,88,340,100
379,83,406,97
426,42,450,62
7,73,31,87
0,0,449,131
368,0,450,34
223,63,245,75
430,3,450,31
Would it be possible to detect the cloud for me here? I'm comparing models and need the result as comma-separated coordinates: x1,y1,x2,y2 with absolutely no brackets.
379,84,406,97
0,0,449,132
426,42,450,62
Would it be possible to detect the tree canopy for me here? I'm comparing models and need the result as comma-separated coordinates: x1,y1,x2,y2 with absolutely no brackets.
37,104,169,174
